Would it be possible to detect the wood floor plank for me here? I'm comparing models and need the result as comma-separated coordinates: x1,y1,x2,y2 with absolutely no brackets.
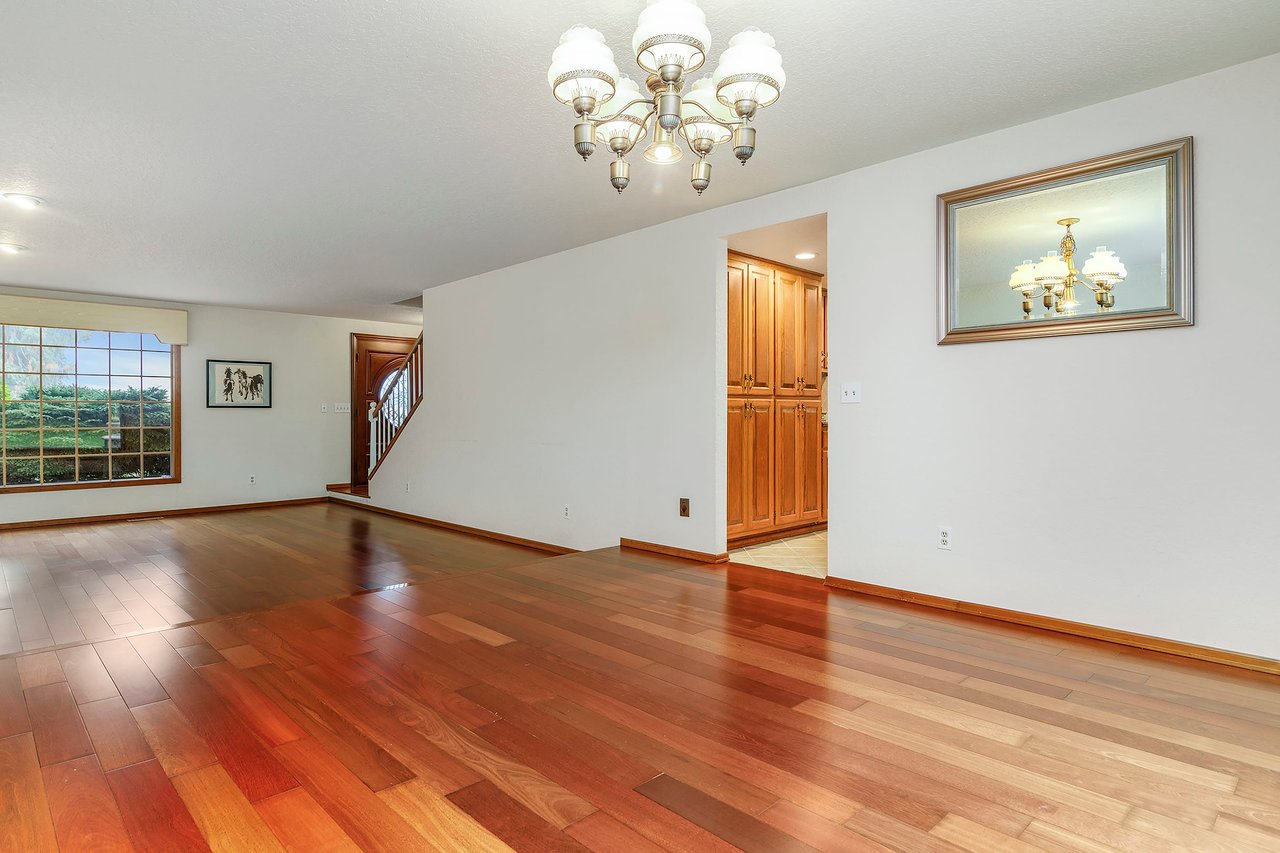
447,779,591,852
79,695,155,771
171,763,288,852
56,644,120,704
94,637,169,707
41,754,133,853
0,658,31,739
25,681,93,766
0,733,58,853
636,773,820,853
272,736,433,851
130,699,218,777
380,778,515,853
105,759,210,853
255,787,361,853
16,651,65,691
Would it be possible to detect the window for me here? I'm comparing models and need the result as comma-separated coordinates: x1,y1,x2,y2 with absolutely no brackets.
0,324,179,491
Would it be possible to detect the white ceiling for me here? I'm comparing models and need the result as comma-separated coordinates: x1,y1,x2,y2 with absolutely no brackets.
2,1,1277,322
729,214,827,276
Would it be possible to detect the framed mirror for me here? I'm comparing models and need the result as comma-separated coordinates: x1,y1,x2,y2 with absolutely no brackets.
937,138,1193,344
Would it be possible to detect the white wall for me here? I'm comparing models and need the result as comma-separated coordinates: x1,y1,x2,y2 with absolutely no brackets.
372,54,1278,658
2,287,417,525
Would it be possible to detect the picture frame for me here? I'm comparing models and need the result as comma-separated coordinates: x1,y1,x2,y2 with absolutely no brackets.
937,137,1194,344
206,359,272,408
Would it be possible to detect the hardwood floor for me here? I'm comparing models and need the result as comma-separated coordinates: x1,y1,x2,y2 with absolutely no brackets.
1,511,1278,851
0,502,548,655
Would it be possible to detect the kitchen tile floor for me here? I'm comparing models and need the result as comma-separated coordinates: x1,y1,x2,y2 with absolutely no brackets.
729,529,827,578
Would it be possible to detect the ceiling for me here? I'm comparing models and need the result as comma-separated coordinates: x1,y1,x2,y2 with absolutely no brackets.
2,1,1277,322
728,214,827,276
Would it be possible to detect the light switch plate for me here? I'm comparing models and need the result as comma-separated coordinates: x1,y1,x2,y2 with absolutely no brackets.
320,402,328,413
334,402,352,413
840,382,863,404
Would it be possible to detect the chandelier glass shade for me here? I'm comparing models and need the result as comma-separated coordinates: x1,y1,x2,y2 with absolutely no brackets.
547,0,785,196
1010,219,1129,318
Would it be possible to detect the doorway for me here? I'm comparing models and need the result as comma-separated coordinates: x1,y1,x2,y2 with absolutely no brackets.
724,214,829,578
350,333,418,491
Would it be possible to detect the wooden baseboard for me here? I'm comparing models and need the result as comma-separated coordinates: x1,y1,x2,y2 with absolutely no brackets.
620,538,729,564
729,521,827,549
825,576,1280,677
0,497,329,531
329,497,576,555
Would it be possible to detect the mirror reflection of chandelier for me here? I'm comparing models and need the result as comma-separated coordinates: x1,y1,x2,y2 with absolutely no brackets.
545,0,785,196
1008,218,1128,319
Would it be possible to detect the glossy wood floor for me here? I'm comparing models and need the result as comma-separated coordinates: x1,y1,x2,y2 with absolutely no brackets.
0,502,548,655
2,514,1279,850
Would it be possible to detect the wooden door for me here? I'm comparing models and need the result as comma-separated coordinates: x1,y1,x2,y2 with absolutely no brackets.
774,268,802,397
798,401,824,522
744,398,773,531
798,277,823,397
727,259,749,395
746,264,774,397
351,333,417,488
727,399,747,537
773,398,801,526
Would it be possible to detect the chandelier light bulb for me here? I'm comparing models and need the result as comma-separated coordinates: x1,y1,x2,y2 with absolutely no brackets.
1008,259,1038,295
2,193,44,210
644,127,684,165
712,28,786,116
547,26,620,112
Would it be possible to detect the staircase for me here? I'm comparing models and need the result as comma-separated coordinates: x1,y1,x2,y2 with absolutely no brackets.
367,332,423,480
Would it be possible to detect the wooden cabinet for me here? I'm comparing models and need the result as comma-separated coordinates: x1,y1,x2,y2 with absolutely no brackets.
728,251,826,545
774,268,823,398
727,258,773,396
727,398,773,538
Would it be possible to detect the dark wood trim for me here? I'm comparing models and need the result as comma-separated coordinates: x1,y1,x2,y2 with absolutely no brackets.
0,346,183,495
620,538,729,564
825,575,1280,677
0,496,327,531
328,496,577,555
729,521,827,549
350,332,418,488
729,250,825,281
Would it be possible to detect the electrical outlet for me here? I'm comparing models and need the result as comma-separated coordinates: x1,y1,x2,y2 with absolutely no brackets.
679,497,690,517
249,474,256,485
563,504,571,519
938,525,952,551
320,402,328,413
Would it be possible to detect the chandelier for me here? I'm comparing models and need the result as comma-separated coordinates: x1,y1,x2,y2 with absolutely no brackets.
545,0,785,195
1008,218,1128,319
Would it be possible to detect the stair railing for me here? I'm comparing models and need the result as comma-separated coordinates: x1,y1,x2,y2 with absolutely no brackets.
368,333,423,478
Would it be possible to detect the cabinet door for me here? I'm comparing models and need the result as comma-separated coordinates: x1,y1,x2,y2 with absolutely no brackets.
821,423,828,521
744,399,774,531
727,399,747,537
773,399,801,526
727,259,749,395
746,264,774,397
774,268,802,397
798,277,823,397
798,402,824,522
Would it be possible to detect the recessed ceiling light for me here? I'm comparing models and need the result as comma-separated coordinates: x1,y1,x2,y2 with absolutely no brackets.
2,193,44,210
0,243,29,254
795,251,817,261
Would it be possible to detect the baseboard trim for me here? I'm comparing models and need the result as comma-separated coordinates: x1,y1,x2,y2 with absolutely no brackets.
329,497,576,555
0,497,329,531
729,521,827,549
824,576,1280,677
620,538,729,564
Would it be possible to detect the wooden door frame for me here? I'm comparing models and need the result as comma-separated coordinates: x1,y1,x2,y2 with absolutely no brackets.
350,333,418,488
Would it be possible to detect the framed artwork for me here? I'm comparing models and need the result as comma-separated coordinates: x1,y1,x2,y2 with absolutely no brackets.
937,137,1193,344
206,359,272,408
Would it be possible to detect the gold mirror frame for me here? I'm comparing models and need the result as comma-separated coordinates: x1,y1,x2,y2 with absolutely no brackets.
937,138,1194,345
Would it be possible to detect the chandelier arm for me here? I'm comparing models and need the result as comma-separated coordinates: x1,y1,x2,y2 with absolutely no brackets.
1074,273,1102,293
590,98,658,124
679,99,744,130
